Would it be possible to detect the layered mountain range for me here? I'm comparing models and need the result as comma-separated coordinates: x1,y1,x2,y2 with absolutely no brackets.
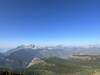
0,44,100,70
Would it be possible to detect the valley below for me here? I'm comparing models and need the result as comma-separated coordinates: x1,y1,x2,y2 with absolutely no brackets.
0,45,100,75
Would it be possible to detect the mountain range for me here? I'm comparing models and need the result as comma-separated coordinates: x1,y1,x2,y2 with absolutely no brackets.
0,44,100,70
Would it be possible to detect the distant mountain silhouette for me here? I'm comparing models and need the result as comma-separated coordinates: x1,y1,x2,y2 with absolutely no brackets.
0,44,100,69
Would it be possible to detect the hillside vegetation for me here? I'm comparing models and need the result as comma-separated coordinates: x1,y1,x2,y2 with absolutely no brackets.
1,55,100,75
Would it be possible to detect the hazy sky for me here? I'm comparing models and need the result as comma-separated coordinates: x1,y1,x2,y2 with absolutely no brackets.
0,0,100,48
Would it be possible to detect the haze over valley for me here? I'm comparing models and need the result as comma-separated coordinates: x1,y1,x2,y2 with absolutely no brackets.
0,44,100,75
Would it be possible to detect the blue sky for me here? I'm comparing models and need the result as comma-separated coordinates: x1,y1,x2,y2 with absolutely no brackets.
0,0,100,48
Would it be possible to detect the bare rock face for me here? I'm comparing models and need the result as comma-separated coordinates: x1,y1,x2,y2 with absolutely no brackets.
27,58,47,68
17,44,35,49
